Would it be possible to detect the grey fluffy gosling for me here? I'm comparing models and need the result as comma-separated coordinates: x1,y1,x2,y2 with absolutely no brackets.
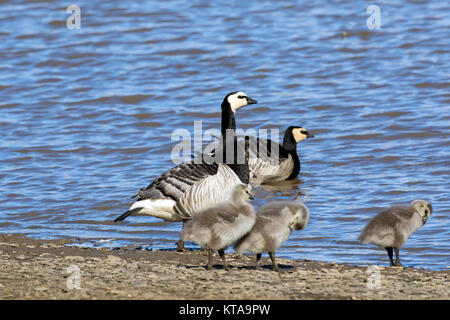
358,199,432,266
180,184,255,270
234,200,309,272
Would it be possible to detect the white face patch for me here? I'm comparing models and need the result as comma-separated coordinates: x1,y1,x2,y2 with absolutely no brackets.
292,127,308,143
227,91,248,112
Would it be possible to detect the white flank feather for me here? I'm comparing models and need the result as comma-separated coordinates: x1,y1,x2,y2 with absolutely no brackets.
129,199,181,222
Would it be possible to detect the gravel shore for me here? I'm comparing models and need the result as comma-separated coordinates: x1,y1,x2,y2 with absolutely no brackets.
0,234,448,300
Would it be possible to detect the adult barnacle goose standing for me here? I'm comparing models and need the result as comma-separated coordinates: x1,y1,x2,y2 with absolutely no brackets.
245,126,314,184
358,199,432,266
114,91,257,250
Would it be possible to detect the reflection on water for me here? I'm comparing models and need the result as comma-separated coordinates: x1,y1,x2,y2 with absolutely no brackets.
257,179,305,197
0,0,448,270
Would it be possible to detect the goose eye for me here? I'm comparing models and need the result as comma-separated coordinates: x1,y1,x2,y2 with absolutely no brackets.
238,95,245,99
301,130,307,134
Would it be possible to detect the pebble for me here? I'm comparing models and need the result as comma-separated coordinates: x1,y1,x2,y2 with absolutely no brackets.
106,255,124,265
0,243,18,247
34,286,48,291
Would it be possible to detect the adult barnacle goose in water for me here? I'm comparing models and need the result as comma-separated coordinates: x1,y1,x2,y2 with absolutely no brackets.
245,126,314,184
114,91,257,250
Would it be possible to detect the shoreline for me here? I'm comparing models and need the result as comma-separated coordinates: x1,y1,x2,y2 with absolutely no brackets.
0,234,448,300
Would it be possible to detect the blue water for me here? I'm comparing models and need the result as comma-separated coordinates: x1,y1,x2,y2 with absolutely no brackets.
0,0,448,270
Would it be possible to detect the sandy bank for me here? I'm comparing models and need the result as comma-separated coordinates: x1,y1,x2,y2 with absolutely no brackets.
0,234,448,300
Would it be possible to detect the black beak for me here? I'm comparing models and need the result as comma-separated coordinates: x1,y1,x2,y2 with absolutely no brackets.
246,96,257,105
249,194,255,200
307,132,315,138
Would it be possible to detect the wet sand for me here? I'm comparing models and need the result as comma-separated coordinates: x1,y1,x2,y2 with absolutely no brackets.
0,234,448,300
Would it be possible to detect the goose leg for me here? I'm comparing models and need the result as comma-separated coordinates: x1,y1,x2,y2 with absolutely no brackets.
176,240,185,252
207,248,214,270
394,248,402,266
176,222,186,252
268,252,279,273
386,247,395,266
256,253,262,270
218,249,230,271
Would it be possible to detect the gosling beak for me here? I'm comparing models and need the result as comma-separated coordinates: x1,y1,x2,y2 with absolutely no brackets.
246,96,257,105
422,216,427,224
294,223,305,230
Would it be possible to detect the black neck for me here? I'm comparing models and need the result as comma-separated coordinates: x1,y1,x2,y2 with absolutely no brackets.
283,132,300,180
221,100,236,135
220,98,249,184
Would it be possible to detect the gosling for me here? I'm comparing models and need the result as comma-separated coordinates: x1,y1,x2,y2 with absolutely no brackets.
358,199,432,267
234,200,309,272
180,184,255,270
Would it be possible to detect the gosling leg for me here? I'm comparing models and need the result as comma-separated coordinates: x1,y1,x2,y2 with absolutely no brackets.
218,249,230,271
256,253,262,270
268,252,279,273
386,247,395,266
394,247,402,267
206,248,214,270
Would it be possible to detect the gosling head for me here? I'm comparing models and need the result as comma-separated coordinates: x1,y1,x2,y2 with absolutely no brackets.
223,91,258,113
231,183,254,205
288,203,310,230
411,199,432,225
289,126,315,143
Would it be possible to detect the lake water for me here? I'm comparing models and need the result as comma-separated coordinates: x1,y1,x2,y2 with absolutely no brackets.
0,0,448,270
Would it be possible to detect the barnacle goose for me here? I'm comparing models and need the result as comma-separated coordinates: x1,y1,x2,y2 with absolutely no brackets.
114,91,257,250
244,126,314,184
